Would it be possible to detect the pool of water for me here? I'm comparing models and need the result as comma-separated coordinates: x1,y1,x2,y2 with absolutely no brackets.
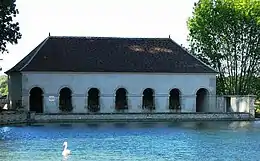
1,121,260,161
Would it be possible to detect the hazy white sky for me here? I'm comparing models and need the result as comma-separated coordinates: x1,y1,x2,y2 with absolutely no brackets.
0,0,197,75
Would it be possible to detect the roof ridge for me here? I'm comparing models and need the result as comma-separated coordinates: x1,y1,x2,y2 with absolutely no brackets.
49,35,170,40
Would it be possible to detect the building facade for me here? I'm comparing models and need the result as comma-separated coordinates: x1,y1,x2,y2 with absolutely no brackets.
6,36,217,113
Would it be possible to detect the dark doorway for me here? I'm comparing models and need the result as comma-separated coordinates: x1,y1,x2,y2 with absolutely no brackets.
88,88,100,112
169,88,181,112
59,87,73,112
225,96,231,112
196,88,209,112
115,88,128,110
29,87,44,113
142,88,155,110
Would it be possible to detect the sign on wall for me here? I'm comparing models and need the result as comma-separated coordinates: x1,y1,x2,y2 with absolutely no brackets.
48,96,55,102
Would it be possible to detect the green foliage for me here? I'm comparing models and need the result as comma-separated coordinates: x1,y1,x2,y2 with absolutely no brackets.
0,0,22,53
188,0,260,95
255,101,260,116
0,75,8,96
249,76,260,100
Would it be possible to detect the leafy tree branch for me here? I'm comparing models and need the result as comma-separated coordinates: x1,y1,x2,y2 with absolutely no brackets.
188,0,260,95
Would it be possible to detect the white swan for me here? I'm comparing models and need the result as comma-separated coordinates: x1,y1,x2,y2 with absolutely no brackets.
62,141,71,157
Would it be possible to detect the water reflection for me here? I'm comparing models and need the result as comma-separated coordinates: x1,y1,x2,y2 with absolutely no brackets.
228,121,251,129
0,127,11,140
28,124,45,127
114,123,127,128
0,127,11,133
2,121,260,130
86,123,99,129
59,124,73,127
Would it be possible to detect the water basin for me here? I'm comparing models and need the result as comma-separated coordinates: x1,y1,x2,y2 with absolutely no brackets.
0,121,260,161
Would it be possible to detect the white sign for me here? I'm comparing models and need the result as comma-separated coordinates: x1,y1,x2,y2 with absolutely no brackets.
48,96,55,102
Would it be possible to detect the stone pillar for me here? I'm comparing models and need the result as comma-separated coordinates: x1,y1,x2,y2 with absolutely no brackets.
22,94,29,112
21,88,29,111
128,94,142,113
216,96,225,112
248,95,256,118
100,94,114,113
155,94,169,112
182,95,196,112
44,93,59,113
208,94,217,112
7,75,12,109
9,73,23,110
72,94,86,113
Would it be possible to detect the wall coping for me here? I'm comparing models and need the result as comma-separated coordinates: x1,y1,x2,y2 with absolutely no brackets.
35,112,249,115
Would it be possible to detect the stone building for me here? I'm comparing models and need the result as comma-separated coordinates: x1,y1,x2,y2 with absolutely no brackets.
5,36,217,113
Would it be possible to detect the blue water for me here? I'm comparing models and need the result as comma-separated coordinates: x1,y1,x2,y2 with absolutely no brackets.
1,121,260,161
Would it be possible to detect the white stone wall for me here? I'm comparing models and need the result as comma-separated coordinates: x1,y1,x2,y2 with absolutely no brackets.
216,95,256,116
20,72,216,113
8,73,22,109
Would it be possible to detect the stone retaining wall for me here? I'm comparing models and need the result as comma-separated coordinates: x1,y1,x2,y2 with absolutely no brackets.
0,111,27,125
0,112,253,125
33,112,252,123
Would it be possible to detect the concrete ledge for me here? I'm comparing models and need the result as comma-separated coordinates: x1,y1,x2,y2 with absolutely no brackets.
33,112,252,123
0,112,254,125
36,112,249,115
0,112,27,125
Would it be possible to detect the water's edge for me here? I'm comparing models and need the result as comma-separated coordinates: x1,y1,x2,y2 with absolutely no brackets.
0,112,255,126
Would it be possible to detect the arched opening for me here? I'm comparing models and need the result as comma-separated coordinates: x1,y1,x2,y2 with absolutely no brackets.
142,88,155,110
59,87,73,112
115,88,128,110
29,87,44,113
196,88,209,112
88,88,100,112
169,88,181,112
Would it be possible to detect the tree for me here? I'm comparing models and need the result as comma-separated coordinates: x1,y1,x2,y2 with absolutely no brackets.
187,0,260,95
249,76,260,100
0,0,22,54
0,75,8,96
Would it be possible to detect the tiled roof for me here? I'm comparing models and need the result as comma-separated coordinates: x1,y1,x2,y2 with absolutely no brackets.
5,36,217,74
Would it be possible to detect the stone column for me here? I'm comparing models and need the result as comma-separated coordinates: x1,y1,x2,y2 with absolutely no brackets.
216,96,225,112
248,95,256,118
22,88,29,111
22,95,29,112
100,93,114,113
70,93,85,113
182,94,196,112
155,94,169,112
44,93,59,113
208,94,217,112
128,94,142,113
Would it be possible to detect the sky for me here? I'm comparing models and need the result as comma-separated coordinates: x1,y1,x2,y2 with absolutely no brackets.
0,0,197,75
